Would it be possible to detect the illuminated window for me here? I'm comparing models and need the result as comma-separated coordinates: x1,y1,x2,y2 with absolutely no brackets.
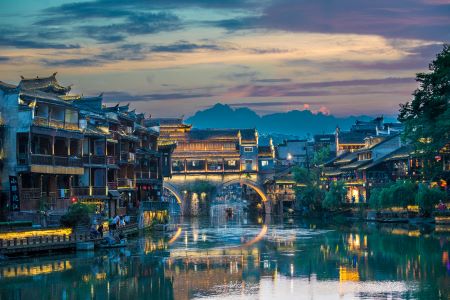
261,160,268,166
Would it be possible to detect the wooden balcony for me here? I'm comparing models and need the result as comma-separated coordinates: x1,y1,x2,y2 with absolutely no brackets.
117,178,136,189
70,186,107,197
29,154,83,167
120,152,135,163
33,117,79,131
84,155,107,165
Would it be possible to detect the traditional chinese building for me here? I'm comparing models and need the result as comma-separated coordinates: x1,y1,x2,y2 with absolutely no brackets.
0,74,166,222
323,134,405,202
147,118,259,175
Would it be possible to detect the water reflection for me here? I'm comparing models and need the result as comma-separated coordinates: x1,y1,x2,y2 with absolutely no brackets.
0,217,449,300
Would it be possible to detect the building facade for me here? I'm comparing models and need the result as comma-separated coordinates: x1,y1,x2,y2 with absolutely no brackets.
149,118,259,176
0,74,166,220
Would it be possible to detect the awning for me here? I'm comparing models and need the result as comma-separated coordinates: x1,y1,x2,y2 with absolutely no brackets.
108,190,121,198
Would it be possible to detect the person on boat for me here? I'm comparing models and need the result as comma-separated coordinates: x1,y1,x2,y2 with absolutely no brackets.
124,215,130,224
111,215,120,230
97,224,104,237
120,216,126,227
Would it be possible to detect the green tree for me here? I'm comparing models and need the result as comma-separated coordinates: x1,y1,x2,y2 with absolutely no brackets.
379,187,393,209
416,186,446,216
369,188,382,210
60,203,94,227
389,180,417,208
311,147,331,168
398,45,450,179
293,166,324,211
323,181,346,210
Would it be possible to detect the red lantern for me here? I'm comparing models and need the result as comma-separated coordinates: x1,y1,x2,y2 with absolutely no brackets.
71,197,77,203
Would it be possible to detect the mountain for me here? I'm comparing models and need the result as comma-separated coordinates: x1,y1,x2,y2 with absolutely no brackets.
185,103,394,137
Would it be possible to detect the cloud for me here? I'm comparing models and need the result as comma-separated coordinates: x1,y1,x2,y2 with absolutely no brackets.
150,41,224,53
102,91,213,102
0,30,80,49
228,77,415,97
213,0,450,41
80,12,182,43
230,100,329,107
285,43,444,71
252,78,292,83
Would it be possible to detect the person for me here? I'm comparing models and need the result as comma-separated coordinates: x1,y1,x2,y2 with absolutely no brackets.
120,216,125,227
112,215,120,230
97,223,104,237
90,224,99,238
124,215,130,224
438,200,447,211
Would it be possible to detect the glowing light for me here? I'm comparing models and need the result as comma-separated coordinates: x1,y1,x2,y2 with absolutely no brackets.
339,266,360,282
0,228,73,240
168,227,183,245
242,225,268,247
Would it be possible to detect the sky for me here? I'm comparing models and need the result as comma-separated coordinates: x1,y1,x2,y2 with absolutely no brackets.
0,0,449,118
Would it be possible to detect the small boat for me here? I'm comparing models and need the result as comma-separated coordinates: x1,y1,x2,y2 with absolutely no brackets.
97,237,128,249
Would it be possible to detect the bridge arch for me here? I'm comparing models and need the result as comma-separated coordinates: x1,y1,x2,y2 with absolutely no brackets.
221,178,268,202
163,181,184,207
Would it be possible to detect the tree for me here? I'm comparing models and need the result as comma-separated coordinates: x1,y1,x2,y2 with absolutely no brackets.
323,181,346,210
416,186,446,216
369,188,382,210
398,45,450,180
293,166,324,211
311,147,331,168
389,180,417,208
60,203,94,227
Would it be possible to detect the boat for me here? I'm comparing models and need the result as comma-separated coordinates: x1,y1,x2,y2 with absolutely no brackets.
97,237,128,249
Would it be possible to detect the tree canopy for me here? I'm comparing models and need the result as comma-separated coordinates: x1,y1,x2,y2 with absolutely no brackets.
398,44,450,179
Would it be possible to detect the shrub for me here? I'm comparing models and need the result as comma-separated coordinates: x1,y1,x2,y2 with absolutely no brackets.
390,180,417,208
369,188,382,210
416,186,446,216
60,203,94,227
323,181,346,211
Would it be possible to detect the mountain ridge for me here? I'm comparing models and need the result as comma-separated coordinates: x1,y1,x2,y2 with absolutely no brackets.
185,103,396,137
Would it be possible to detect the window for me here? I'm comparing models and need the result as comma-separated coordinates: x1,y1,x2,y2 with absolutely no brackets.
261,160,269,166
227,160,236,166
244,147,253,152
245,159,252,164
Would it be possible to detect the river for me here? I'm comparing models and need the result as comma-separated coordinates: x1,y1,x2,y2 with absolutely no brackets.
0,213,449,300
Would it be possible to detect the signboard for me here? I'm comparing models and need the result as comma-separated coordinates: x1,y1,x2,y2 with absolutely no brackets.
9,176,20,211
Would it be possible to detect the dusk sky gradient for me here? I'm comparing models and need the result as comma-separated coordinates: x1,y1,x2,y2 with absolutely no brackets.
0,0,449,117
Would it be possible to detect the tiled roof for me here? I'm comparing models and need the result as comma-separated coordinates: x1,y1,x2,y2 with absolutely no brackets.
338,131,367,144
340,159,372,170
145,118,185,127
189,129,240,140
240,129,257,141
0,80,17,91
258,146,273,157
18,73,71,95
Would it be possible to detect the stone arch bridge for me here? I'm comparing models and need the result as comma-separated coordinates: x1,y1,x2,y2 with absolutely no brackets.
163,173,271,215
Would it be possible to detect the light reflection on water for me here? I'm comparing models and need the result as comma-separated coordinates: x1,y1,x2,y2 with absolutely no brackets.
0,215,449,300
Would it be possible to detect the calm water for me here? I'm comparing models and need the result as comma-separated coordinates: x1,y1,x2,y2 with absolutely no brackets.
0,214,449,300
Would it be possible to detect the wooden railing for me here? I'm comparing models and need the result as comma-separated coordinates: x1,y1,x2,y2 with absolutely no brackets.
0,233,98,255
33,117,79,131
107,156,117,165
120,152,135,163
70,186,107,197
117,178,135,189
29,154,82,167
